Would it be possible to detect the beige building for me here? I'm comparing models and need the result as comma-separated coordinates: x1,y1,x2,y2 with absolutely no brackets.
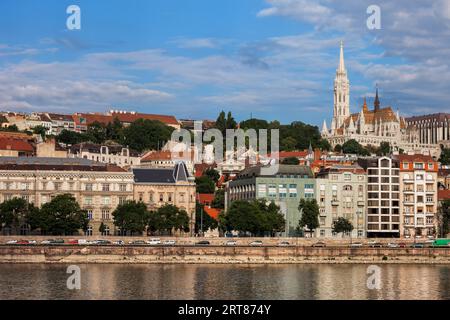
396,154,438,238
69,143,141,168
0,157,134,236
315,165,367,238
132,163,196,234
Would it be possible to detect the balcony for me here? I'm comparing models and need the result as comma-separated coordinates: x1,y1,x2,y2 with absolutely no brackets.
331,200,339,206
357,201,365,206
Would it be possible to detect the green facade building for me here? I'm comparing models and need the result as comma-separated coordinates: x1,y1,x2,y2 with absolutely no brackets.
225,165,315,236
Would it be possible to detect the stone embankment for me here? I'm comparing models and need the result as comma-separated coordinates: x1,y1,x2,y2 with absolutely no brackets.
0,243,449,264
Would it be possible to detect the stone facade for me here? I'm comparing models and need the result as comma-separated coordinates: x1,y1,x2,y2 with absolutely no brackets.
315,165,367,238
0,157,134,236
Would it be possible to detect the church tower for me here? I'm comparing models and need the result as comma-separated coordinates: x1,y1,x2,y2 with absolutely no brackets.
333,41,350,129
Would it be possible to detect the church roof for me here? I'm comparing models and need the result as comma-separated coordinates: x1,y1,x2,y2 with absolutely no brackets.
340,104,407,130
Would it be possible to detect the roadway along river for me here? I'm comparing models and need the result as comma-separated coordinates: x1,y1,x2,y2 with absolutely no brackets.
0,264,448,299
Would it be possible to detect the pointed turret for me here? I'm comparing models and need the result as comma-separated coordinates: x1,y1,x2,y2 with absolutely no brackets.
362,97,368,113
374,87,380,111
330,118,336,134
321,120,328,136
348,117,356,133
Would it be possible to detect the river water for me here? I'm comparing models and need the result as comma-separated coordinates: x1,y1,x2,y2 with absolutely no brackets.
0,264,448,300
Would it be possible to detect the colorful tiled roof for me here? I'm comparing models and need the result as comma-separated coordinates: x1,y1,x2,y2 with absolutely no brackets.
0,138,34,152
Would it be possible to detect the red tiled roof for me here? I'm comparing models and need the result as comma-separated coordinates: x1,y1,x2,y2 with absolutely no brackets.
203,206,220,220
141,150,194,162
110,112,179,126
267,151,309,158
194,163,217,178
197,193,214,205
438,190,450,201
0,132,33,141
0,138,34,152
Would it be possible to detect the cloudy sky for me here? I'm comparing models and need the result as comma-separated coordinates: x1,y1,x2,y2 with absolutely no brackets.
1,0,449,126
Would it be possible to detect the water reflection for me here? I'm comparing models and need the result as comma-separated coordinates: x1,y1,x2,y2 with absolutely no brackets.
0,264,448,300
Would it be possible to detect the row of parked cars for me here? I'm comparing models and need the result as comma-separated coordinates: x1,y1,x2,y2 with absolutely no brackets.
310,239,450,248
5,239,177,246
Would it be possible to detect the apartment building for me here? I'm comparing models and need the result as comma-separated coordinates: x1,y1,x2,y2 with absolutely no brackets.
0,157,134,236
132,163,196,234
225,165,315,236
315,165,367,238
396,154,438,238
357,157,401,238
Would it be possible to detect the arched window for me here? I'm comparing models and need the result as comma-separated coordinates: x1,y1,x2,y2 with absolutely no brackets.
343,185,352,191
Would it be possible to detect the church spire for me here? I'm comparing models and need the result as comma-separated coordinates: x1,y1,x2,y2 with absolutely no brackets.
374,86,380,111
363,97,368,112
338,40,345,74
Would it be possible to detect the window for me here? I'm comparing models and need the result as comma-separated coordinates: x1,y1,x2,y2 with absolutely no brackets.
279,184,287,198
426,217,433,224
320,230,325,236
85,226,93,237
289,184,297,198
102,196,110,205
85,183,93,191
138,193,144,202
402,162,409,169
258,184,267,197
168,193,173,202
54,182,62,191
119,184,127,192
268,184,277,198
159,193,164,202
343,185,352,191
101,209,110,220
428,162,434,170
179,193,185,203
344,174,351,181
357,230,363,237
426,196,433,203
87,210,93,220
84,196,93,205
414,162,424,170
118,196,127,205
102,184,110,192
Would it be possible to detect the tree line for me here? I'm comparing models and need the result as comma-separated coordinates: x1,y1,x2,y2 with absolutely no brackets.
0,195,190,236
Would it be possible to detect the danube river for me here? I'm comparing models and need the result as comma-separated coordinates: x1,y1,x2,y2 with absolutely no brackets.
0,264,448,300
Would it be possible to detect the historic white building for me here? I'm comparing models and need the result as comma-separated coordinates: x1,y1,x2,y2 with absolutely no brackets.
322,42,440,157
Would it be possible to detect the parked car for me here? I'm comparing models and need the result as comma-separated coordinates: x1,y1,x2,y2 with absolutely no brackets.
195,240,210,246
278,241,290,246
16,240,29,245
50,239,65,244
77,239,88,245
368,242,382,248
129,240,146,245
410,243,425,248
162,240,176,246
398,243,407,248
249,241,263,246
311,241,326,247
349,242,363,248
386,243,399,248
225,240,237,246
146,238,161,245
96,240,111,245
113,240,125,245
68,239,78,245
6,240,17,244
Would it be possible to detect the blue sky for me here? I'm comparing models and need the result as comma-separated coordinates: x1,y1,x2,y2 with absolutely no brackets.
0,0,449,126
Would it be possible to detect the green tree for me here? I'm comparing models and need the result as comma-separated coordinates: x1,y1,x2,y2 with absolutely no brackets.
281,137,297,151
298,198,320,237
112,200,149,236
439,146,450,165
377,141,391,156
332,217,354,238
439,200,450,237
222,200,285,236
334,144,342,153
32,194,88,235
211,189,225,209
148,204,190,235
204,168,220,183
121,119,174,152
342,139,370,155
105,117,123,141
99,222,107,235
56,129,87,145
32,125,48,140
195,176,216,194
0,197,37,233
281,156,300,165
239,118,269,131
86,121,107,144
